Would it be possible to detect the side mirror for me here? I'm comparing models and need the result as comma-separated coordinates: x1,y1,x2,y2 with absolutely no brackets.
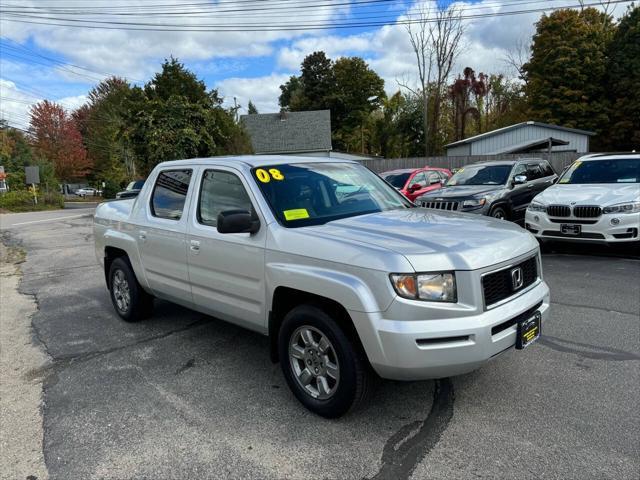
513,175,527,185
408,183,421,192
217,209,260,234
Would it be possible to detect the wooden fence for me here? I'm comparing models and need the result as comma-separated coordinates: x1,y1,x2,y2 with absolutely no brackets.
358,152,584,174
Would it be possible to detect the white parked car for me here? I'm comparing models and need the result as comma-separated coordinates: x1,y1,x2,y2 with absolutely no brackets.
75,187,97,197
525,154,640,244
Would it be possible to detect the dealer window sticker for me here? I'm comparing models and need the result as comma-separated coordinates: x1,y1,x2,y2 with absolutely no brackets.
283,209,310,221
617,178,637,183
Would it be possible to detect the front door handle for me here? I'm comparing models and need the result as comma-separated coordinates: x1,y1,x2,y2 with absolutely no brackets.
190,240,201,253
139,230,147,242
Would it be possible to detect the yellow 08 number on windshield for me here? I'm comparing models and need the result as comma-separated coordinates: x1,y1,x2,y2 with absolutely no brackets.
255,168,284,183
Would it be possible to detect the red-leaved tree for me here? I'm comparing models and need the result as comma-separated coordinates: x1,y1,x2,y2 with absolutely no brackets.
29,100,92,181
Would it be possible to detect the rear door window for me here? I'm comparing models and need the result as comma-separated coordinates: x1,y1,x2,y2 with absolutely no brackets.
198,170,253,227
150,169,193,220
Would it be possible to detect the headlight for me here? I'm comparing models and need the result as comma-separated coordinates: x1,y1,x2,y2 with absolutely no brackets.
390,272,457,302
603,202,640,214
462,198,486,208
528,202,547,212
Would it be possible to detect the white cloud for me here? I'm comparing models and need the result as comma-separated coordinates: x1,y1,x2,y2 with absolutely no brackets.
217,73,292,115
0,79,37,129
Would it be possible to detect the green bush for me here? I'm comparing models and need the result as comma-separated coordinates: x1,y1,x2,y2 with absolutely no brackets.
0,190,64,212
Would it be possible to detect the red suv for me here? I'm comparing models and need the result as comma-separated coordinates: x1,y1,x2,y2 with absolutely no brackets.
380,167,452,201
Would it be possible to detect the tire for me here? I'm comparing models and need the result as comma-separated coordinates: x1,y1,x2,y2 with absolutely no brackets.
278,305,372,418
490,206,508,220
108,257,154,322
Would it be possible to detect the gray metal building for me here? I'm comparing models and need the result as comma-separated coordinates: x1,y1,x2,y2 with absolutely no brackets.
445,121,594,157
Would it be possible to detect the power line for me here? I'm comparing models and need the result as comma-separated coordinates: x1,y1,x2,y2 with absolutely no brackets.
1,0,630,31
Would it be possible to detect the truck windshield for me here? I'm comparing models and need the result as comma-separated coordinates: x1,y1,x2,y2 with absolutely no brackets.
252,163,412,227
446,165,512,186
558,158,639,184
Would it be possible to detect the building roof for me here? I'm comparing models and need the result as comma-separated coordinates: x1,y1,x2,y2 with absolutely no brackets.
485,137,570,155
241,110,332,154
445,121,596,149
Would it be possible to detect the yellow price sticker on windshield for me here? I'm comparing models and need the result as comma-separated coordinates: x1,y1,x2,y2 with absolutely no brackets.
284,209,310,221
559,178,570,183
255,168,285,183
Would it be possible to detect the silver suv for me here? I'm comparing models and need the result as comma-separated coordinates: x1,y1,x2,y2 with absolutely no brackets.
94,156,550,417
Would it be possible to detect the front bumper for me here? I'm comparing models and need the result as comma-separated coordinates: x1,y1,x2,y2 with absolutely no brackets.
525,210,640,243
350,279,550,381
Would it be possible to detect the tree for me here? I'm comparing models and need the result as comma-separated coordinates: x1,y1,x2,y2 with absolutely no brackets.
524,8,614,148
125,58,251,175
448,68,489,141
247,101,258,114
605,4,640,150
75,77,136,185
29,100,92,181
330,57,385,152
278,52,385,152
403,2,465,156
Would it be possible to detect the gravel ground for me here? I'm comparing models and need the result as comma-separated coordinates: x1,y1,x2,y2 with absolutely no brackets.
0,242,49,480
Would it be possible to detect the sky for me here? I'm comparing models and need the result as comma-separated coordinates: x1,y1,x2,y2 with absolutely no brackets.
0,0,631,129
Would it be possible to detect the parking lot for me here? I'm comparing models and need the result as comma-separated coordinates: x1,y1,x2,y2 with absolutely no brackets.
1,209,639,480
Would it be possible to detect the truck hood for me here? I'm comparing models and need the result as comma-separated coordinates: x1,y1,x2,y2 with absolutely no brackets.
534,183,640,206
418,185,501,200
306,208,537,271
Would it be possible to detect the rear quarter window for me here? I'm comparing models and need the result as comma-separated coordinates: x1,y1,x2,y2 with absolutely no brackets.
150,169,193,220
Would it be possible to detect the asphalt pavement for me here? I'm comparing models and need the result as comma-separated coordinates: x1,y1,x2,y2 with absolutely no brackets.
1,210,638,479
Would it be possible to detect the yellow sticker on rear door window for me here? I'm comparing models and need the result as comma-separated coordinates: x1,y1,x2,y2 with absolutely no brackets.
283,209,310,221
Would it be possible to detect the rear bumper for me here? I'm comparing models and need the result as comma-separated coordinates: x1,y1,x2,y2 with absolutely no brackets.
351,280,550,380
525,210,639,243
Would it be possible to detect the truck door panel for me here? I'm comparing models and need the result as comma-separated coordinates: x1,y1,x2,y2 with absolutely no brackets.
140,169,195,306
186,168,267,332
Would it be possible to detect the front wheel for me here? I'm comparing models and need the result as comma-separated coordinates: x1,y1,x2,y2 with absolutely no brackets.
490,206,508,220
108,257,153,322
278,305,372,418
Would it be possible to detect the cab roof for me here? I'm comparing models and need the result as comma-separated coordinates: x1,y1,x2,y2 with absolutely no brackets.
154,155,358,170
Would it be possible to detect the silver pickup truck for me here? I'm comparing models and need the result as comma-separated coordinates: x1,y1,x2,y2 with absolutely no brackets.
94,156,550,417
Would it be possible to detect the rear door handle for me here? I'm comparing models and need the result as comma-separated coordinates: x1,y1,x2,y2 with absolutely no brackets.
190,240,201,253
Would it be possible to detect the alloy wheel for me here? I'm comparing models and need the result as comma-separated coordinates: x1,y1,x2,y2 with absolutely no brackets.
289,325,340,400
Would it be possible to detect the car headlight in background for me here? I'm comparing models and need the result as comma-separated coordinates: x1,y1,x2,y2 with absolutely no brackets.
390,272,457,302
603,202,640,214
528,202,547,212
462,198,486,208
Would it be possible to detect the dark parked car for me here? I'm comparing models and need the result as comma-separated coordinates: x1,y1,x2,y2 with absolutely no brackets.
380,167,452,201
115,180,145,199
416,159,557,221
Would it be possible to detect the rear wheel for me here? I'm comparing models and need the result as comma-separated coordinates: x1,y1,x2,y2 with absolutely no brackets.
278,305,372,418
108,257,153,322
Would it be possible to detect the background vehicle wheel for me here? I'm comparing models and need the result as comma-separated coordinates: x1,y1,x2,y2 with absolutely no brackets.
108,257,153,322
278,305,372,418
490,206,508,220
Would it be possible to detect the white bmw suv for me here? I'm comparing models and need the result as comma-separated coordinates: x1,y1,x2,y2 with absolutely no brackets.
525,154,639,244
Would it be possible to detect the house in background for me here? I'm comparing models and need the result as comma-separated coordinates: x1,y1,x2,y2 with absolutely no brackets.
241,110,332,156
445,121,595,157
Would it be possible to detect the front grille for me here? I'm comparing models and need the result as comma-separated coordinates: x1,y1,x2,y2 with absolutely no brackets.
549,218,598,225
482,256,538,308
573,205,602,218
421,200,459,211
542,231,606,239
547,205,570,217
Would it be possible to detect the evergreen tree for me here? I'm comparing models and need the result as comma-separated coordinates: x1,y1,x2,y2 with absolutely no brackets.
523,8,614,148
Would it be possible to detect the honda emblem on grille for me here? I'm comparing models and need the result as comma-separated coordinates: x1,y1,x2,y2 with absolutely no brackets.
511,267,524,290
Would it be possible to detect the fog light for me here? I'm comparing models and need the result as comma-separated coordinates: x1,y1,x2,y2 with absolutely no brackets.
611,218,620,225
533,215,540,222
